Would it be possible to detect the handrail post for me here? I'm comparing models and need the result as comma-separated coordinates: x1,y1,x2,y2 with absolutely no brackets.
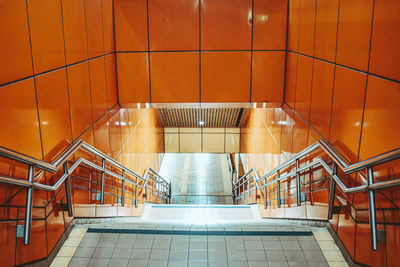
100,158,105,205
135,176,139,208
264,183,267,209
121,170,125,207
63,162,73,217
277,170,281,208
24,165,34,245
247,177,250,199
296,159,301,206
367,167,378,251
169,182,172,204
327,163,338,220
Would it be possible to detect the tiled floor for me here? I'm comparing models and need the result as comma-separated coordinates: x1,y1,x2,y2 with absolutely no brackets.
51,223,348,267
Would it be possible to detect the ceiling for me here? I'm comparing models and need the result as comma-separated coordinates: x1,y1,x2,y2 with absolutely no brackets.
158,108,246,128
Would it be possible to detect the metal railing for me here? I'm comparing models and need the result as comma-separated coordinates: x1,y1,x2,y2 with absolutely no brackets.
0,139,171,245
233,139,400,251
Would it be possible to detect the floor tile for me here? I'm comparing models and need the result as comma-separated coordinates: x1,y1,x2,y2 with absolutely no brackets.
112,248,132,259
73,246,95,258
148,260,168,267
108,258,129,267
304,250,326,262
127,259,148,267
168,260,188,267
93,247,113,258
116,238,135,248
244,241,263,250
130,248,151,260
299,241,320,251
266,250,287,262
169,249,188,261
150,249,170,260
51,257,71,267
68,257,90,267
246,250,266,261
88,258,110,267
284,251,306,262
189,249,207,260
134,239,153,249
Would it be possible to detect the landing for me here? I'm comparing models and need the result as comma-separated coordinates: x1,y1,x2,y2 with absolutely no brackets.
159,154,233,204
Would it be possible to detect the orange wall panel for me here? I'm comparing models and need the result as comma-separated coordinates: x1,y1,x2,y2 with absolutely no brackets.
251,51,285,103
117,53,150,103
298,0,316,56
61,0,88,65
201,0,252,50
0,0,33,85
105,54,118,109
0,79,42,158
294,55,313,120
284,52,298,108
201,52,251,102
359,76,400,160
150,52,199,103
115,0,148,51
67,62,93,139
89,57,108,121
253,0,287,50
148,0,199,51
27,0,65,74
336,0,373,71
102,0,115,54
287,0,300,52
369,0,400,81
314,0,339,62
309,60,334,140
329,66,366,164
35,69,72,161
85,0,105,58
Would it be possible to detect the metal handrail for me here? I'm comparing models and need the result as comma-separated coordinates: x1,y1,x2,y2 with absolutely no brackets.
233,139,400,251
0,139,171,245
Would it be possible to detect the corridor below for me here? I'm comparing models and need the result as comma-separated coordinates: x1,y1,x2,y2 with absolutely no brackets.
159,154,233,204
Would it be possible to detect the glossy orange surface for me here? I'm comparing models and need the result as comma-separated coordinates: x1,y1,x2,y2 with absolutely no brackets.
253,0,287,50
149,0,199,51
61,0,88,65
16,220,47,265
0,222,16,267
150,52,199,103
89,57,108,121
201,52,251,102
85,0,105,58
115,0,148,51
336,0,373,71
0,0,33,85
359,76,400,159
294,55,313,120
251,51,285,103
105,54,118,109
117,53,150,103
102,0,115,53
355,223,387,266
287,0,300,52
298,0,316,56
67,62,93,139
314,0,339,62
201,0,252,50
27,0,65,73
337,213,356,258
284,52,298,108
35,69,72,161
309,60,335,140
0,79,42,158
369,0,400,81
46,203,65,253
329,66,366,163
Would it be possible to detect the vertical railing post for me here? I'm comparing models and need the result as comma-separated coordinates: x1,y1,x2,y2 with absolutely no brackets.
327,163,338,220
367,167,378,251
296,159,301,206
63,162,73,217
247,177,250,199
121,170,125,207
100,158,105,205
263,184,267,209
277,170,281,209
24,165,34,245
135,176,139,208
169,182,172,204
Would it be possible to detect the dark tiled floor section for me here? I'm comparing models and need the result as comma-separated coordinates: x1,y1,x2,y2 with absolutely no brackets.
67,231,329,267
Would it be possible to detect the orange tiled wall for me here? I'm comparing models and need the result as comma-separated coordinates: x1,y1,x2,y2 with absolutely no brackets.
114,0,287,104
285,0,400,265
241,1,400,265
0,0,118,265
